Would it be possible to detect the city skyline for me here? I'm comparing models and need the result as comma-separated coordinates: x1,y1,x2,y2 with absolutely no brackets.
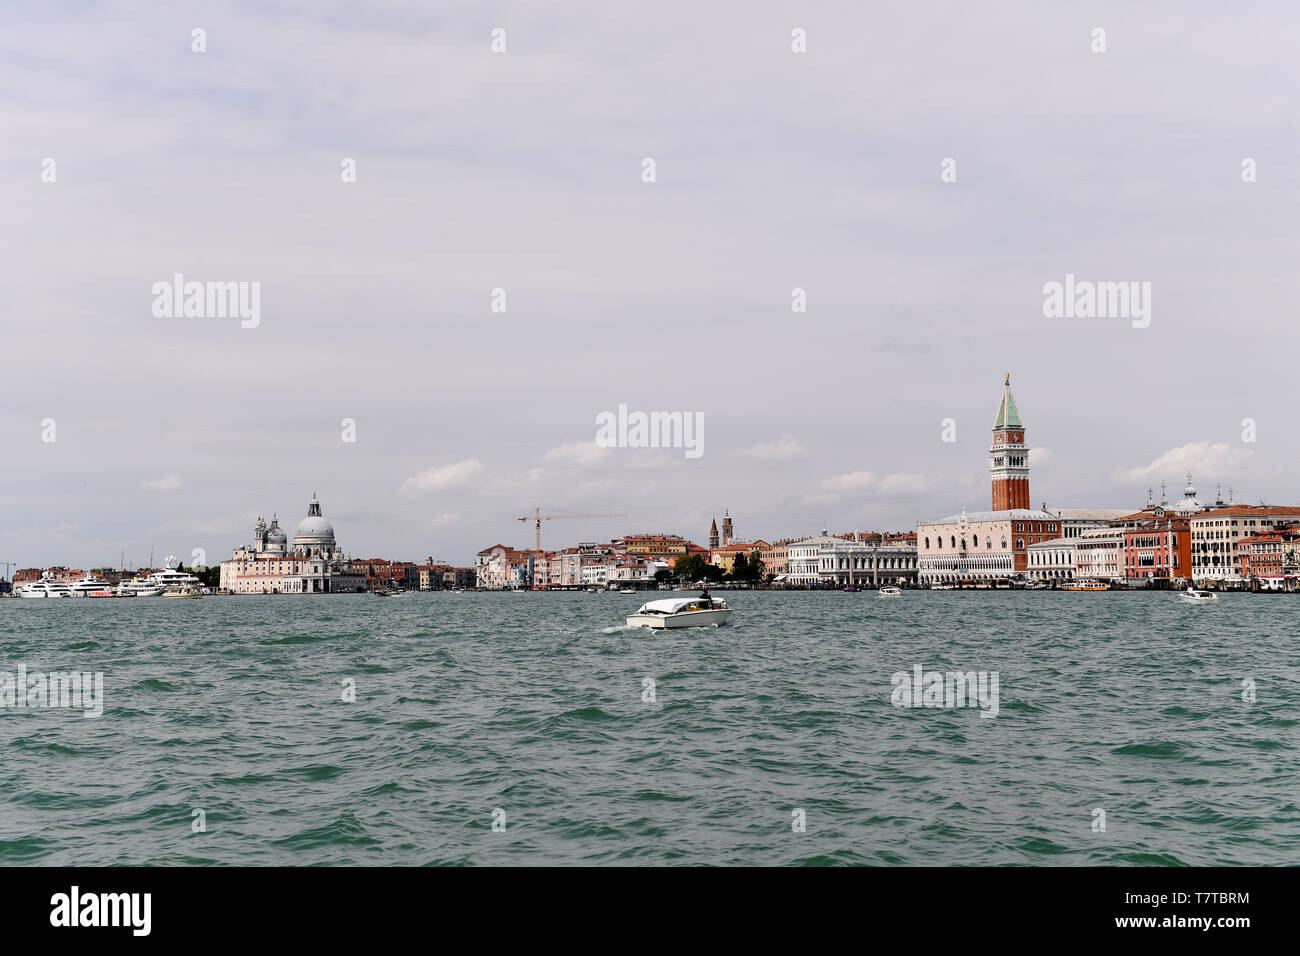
4,1,1297,568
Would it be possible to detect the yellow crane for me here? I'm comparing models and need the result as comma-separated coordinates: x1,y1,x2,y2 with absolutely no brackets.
517,508,627,552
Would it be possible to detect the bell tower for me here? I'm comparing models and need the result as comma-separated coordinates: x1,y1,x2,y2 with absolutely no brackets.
990,374,1030,511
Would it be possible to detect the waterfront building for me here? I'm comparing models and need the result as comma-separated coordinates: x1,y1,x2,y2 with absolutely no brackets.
709,540,770,574
1074,527,1125,581
220,495,362,593
1236,527,1300,586
918,508,1060,584
786,530,917,587
759,539,791,577
1025,537,1076,582
1042,507,1132,539
475,545,527,590
1190,503,1300,585
1108,488,1196,585
616,534,691,562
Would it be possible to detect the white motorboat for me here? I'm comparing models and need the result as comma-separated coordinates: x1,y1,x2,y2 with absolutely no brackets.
626,595,730,629
16,574,73,598
878,586,902,597
1180,588,1218,603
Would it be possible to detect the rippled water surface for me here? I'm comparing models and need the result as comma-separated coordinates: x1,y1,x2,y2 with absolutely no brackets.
0,591,1296,865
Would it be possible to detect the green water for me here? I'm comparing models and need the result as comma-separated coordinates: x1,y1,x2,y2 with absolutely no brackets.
0,590,1295,865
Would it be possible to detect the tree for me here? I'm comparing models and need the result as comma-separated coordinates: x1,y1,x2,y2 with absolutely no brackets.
746,551,766,582
731,552,749,580
673,554,708,582
653,568,672,584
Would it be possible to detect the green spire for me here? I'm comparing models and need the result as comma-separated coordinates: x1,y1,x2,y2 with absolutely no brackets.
994,374,1022,429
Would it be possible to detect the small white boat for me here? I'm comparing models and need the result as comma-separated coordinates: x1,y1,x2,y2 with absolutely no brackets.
619,588,636,594
1065,580,1108,591
1180,588,1218,603
162,586,203,599
878,586,901,597
626,595,730,629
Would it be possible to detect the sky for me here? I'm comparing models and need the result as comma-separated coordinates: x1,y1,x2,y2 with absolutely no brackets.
2,0,1298,570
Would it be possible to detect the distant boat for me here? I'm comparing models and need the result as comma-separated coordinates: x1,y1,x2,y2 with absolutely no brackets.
162,586,203,599
1180,587,1218,603
878,586,901,597
842,586,859,592
16,574,73,598
1064,580,1107,591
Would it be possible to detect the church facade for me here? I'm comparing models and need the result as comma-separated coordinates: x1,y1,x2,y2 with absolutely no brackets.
219,494,364,594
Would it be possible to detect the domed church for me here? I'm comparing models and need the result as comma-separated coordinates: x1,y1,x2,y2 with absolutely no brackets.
221,494,363,594
248,494,341,560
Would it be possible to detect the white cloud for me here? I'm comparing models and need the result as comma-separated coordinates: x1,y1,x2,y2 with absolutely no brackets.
430,512,461,527
1028,447,1052,466
1112,442,1251,483
545,441,610,467
817,471,934,497
820,470,876,492
142,473,184,492
875,473,937,496
400,459,484,494
737,435,805,461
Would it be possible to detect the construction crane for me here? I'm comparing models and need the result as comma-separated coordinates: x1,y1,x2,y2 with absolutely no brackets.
517,508,627,552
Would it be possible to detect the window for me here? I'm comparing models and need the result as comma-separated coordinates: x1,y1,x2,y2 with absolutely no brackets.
1016,538,1024,549
1001,537,1007,549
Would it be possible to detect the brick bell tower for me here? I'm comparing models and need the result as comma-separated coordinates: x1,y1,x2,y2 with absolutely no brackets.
990,373,1030,511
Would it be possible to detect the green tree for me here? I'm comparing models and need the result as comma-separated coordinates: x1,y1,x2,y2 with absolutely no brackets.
673,554,708,582
731,552,750,580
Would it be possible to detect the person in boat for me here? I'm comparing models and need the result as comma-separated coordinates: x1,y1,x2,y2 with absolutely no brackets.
699,585,711,606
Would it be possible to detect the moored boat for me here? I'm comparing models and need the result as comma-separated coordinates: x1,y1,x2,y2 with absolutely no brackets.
16,574,73,598
161,585,203,599
1064,580,1108,591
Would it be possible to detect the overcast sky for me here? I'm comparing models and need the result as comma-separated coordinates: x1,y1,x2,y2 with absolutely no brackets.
2,1,1297,570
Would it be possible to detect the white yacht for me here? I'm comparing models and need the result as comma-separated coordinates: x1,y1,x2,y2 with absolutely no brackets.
878,586,902,597
118,579,165,597
1180,588,1218,603
144,567,201,589
162,585,203,600
67,573,113,598
626,595,731,629
16,574,74,598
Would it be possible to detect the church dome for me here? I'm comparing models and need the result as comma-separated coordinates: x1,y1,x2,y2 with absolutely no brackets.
293,495,336,543
267,526,287,544
295,515,335,539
